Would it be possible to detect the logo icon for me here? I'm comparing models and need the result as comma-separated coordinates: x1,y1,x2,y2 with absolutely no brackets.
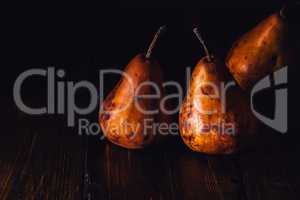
251,66,288,133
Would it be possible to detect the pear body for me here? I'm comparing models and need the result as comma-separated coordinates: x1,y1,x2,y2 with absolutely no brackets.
226,13,288,89
179,57,257,154
99,54,167,149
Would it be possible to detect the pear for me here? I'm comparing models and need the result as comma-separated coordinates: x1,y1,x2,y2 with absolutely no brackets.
99,26,168,149
179,28,257,154
226,9,289,90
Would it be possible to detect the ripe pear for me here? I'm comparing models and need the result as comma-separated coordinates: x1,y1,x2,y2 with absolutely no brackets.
179,28,257,154
99,26,169,149
226,10,289,90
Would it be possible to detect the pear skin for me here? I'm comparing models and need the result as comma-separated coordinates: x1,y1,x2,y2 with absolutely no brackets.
179,56,257,154
226,12,288,90
99,53,168,149
99,26,168,149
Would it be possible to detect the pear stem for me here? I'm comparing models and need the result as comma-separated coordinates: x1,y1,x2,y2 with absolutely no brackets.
145,25,167,59
193,27,212,62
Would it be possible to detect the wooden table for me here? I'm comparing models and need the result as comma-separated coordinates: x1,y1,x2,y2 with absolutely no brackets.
1,113,299,200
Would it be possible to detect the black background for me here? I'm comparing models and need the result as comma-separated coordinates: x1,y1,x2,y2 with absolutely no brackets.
2,0,299,142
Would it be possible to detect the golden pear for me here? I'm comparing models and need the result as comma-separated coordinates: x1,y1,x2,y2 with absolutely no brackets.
99,26,169,149
179,28,257,154
226,10,289,89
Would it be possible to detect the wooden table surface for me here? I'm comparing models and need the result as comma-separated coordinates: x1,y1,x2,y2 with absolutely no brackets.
1,112,299,200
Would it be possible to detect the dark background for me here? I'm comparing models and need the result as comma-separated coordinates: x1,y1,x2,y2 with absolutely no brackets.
3,0,299,139
1,0,300,199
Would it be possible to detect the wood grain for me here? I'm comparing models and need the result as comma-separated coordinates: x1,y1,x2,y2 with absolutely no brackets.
0,116,299,200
